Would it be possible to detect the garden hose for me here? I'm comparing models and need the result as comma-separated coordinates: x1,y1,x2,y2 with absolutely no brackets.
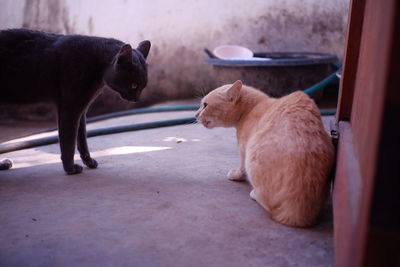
0,118,196,154
0,68,340,155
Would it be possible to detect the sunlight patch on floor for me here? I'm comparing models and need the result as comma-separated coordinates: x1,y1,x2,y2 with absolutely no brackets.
9,146,172,169
91,146,172,157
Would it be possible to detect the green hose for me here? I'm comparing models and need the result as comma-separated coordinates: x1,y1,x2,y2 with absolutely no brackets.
0,68,339,155
303,70,340,96
88,104,199,123
38,104,200,134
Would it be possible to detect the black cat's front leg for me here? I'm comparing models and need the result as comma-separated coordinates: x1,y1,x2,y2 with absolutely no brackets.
58,111,83,175
77,114,98,169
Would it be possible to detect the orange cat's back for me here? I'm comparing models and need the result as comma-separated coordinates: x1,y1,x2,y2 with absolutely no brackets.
244,91,334,227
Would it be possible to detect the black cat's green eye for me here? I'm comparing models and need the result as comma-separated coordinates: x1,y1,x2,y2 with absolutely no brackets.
132,83,138,89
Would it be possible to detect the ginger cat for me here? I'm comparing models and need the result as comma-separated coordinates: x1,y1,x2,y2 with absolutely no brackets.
195,81,334,227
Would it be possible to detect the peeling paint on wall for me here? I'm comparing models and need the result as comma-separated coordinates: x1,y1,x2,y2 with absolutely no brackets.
22,0,73,34
0,0,349,117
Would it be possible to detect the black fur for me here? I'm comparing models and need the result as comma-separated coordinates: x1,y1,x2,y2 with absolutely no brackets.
0,29,151,174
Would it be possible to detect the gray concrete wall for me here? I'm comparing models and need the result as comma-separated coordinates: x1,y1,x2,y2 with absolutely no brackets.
0,0,349,113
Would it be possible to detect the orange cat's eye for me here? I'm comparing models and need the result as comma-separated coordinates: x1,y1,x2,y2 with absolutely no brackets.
132,83,138,89
203,102,208,108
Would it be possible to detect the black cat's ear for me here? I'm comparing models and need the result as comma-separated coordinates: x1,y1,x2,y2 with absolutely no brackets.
226,80,242,102
137,40,151,59
117,44,133,66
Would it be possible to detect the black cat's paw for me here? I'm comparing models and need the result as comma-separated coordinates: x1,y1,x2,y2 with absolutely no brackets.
65,164,83,175
82,157,98,169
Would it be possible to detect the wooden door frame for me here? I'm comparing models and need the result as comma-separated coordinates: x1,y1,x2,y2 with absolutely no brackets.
333,0,400,266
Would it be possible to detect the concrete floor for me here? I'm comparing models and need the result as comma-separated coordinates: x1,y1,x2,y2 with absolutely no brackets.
0,109,333,267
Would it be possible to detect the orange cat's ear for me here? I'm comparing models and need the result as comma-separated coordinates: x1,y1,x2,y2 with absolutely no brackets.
226,80,242,102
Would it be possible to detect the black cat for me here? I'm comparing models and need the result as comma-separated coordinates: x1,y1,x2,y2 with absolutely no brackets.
0,29,151,174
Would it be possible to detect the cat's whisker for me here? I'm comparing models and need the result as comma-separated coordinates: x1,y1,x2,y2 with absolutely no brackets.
195,87,209,98
201,87,208,97
194,90,204,99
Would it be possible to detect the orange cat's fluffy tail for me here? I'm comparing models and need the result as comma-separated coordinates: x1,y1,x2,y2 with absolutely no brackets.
271,200,324,228
256,187,327,228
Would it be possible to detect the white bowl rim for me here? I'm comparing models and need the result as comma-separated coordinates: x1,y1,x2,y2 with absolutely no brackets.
213,45,254,59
